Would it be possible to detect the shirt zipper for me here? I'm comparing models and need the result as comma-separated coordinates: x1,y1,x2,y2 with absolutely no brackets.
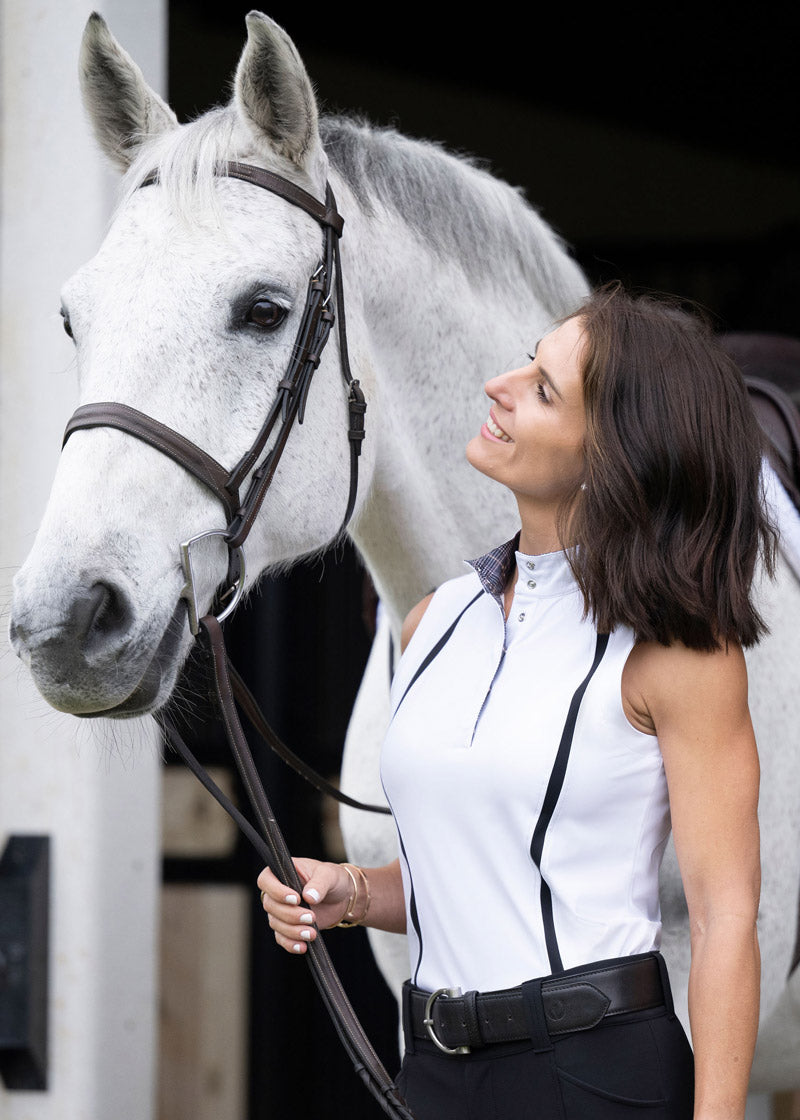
468,592,509,746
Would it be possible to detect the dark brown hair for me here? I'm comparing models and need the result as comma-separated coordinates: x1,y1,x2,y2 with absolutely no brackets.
562,284,777,650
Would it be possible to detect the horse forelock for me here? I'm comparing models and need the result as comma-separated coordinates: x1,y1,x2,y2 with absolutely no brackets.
118,108,233,221
118,106,316,226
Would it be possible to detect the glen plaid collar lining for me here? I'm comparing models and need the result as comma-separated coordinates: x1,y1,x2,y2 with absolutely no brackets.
467,532,521,602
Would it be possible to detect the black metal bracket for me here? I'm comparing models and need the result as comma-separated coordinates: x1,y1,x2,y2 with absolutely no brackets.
0,835,49,1091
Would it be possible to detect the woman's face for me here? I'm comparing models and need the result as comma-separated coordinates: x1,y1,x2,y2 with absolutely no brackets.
466,316,588,510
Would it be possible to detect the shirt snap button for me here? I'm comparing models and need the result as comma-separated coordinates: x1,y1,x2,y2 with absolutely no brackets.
527,580,537,590
526,560,535,570
518,612,526,622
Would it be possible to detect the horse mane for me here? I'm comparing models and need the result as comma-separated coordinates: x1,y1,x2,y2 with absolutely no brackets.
319,116,584,317
121,107,584,319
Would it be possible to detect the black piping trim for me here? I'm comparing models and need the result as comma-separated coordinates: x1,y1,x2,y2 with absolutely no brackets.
391,589,484,720
397,825,424,986
530,632,610,974
381,777,424,984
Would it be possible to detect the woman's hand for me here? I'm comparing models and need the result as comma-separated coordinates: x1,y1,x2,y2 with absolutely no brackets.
258,859,352,954
258,858,406,952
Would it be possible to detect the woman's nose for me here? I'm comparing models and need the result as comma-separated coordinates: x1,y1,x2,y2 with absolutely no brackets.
484,365,524,407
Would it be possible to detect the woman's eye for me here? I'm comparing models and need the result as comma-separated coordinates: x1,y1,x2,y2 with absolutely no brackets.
247,300,287,330
536,382,549,403
60,309,74,339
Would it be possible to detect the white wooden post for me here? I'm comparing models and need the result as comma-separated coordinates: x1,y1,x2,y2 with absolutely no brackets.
1,2,166,1116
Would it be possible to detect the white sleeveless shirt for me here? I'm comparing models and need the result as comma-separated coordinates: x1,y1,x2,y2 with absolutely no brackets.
380,539,672,993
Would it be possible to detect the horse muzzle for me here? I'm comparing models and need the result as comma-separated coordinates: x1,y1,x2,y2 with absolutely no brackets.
9,576,188,717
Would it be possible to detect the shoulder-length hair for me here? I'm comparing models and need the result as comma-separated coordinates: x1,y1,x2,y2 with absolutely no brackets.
562,284,777,650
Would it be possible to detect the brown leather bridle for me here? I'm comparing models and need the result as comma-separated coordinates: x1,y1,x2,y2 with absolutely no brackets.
64,161,366,633
61,163,413,1119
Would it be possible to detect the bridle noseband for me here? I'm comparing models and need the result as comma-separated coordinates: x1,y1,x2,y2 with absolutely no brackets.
59,165,415,1119
62,161,366,634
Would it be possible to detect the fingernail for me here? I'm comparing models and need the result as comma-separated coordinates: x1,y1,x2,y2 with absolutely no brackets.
300,913,314,924
305,889,321,903
300,929,313,940
292,943,303,953
285,893,299,905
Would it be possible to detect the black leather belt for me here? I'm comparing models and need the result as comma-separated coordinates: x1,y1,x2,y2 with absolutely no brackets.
405,954,664,1055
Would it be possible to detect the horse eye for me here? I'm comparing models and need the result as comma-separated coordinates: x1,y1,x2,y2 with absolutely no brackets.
60,308,74,339
247,299,287,330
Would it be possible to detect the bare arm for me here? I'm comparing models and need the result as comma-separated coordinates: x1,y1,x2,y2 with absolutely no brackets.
258,858,406,953
627,641,760,1120
400,591,435,652
259,592,435,954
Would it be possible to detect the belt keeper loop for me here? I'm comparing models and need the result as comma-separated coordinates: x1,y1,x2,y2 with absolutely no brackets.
401,981,417,1056
521,977,554,1053
653,952,675,1018
460,990,483,1050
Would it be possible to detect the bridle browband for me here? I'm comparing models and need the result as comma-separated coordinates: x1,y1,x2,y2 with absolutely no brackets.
60,163,413,1120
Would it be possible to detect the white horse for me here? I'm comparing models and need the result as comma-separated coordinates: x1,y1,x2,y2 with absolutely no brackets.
9,12,800,1090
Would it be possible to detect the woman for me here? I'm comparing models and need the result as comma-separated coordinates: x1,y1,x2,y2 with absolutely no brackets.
259,285,775,1119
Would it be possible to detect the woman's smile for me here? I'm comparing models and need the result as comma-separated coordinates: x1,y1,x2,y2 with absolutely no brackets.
467,317,588,528
484,411,512,442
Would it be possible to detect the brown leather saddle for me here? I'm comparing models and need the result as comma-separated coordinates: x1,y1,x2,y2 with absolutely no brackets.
746,375,800,514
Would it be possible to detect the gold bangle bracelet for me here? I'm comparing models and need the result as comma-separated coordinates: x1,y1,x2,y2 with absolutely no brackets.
335,863,360,927
335,863,370,927
352,865,371,924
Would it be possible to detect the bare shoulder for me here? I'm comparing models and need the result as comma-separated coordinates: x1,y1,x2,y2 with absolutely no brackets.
400,592,436,653
625,641,760,925
623,638,751,744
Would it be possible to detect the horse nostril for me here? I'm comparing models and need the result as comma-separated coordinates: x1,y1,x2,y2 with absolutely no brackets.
72,581,134,651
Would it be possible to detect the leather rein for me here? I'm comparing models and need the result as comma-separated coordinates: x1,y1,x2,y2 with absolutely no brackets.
61,162,413,1120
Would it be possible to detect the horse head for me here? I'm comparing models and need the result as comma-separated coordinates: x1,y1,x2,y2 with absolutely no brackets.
9,12,374,717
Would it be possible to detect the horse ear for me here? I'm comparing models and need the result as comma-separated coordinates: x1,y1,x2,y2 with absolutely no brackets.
234,13,321,170
79,12,178,172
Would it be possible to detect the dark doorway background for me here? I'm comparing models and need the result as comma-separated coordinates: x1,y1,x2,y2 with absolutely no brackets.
164,5,799,1117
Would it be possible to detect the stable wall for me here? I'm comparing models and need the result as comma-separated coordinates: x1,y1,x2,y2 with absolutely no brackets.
0,3,166,1116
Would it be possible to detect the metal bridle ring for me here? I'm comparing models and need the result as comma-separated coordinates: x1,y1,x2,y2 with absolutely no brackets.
179,529,246,636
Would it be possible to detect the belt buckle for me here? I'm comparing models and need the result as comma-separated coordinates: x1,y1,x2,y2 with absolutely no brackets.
423,987,471,1055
